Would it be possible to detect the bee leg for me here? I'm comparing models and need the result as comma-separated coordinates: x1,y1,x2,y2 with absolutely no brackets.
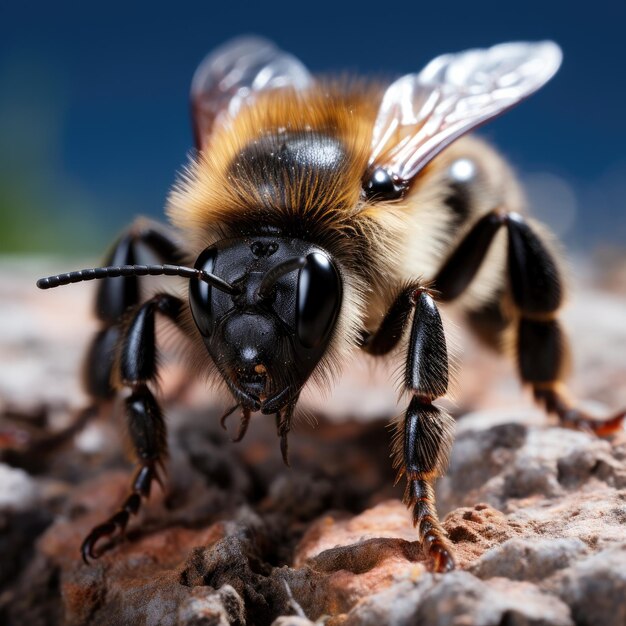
464,287,512,353
360,285,416,356
0,405,98,471
0,223,178,460
434,210,625,435
84,220,184,401
433,210,507,303
365,287,455,572
505,216,625,434
532,385,625,436
1,218,176,460
81,293,182,562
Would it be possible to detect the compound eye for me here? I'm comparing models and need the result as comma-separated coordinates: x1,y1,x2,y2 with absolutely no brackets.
189,247,217,337
363,167,405,201
296,252,342,349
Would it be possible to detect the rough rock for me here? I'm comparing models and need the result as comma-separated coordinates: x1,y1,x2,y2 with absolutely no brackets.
342,573,574,626
471,537,588,582
547,544,626,626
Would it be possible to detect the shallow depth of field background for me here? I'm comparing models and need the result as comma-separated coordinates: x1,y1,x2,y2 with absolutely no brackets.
1,0,624,256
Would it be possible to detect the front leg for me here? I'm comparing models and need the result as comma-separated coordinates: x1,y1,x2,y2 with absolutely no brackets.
363,286,455,572
81,293,183,562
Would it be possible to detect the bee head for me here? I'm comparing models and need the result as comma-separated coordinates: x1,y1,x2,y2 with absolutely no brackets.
189,236,342,413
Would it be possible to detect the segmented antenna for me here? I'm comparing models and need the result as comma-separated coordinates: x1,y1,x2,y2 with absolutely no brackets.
36,264,238,295
256,257,307,300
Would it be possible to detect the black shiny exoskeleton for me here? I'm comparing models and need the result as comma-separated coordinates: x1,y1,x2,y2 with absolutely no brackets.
189,236,342,414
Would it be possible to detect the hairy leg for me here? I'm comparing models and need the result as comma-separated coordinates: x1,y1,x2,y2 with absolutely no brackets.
363,286,455,572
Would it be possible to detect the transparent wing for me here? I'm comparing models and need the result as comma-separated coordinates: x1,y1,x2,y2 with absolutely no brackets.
191,36,313,149
369,41,562,181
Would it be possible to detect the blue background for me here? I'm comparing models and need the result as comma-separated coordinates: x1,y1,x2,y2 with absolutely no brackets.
1,0,624,254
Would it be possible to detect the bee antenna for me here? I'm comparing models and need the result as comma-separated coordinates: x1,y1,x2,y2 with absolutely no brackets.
36,264,238,295
257,256,307,301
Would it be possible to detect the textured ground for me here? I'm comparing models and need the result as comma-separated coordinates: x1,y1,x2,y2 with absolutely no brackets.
0,258,625,626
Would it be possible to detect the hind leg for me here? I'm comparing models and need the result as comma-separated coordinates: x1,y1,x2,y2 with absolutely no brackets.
434,210,625,435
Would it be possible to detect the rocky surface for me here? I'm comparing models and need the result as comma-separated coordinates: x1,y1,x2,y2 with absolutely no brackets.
0,259,625,626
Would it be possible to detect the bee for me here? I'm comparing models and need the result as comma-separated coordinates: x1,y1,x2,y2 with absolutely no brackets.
38,36,625,572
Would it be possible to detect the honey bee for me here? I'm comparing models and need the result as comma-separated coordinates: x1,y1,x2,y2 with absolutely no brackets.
38,36,625,572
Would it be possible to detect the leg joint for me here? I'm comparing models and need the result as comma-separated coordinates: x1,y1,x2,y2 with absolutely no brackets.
126,384,167,462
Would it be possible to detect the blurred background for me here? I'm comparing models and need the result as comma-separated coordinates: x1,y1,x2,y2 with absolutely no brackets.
1,0,624,256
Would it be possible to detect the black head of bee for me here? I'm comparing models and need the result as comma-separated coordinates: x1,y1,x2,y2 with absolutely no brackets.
189,236,342,413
